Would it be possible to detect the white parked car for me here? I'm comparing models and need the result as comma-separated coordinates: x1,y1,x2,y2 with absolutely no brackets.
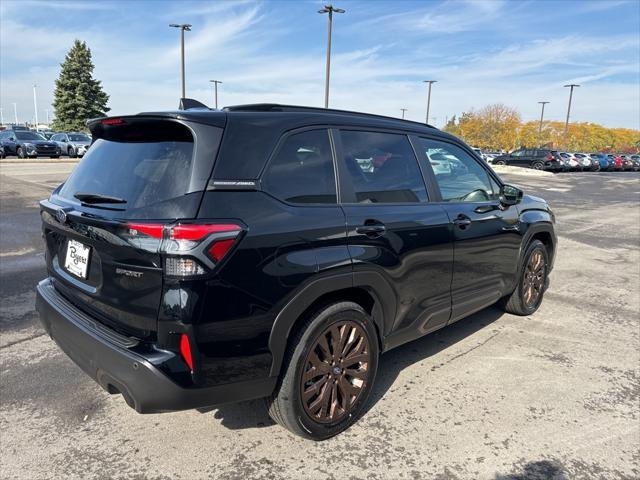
51,132,92,158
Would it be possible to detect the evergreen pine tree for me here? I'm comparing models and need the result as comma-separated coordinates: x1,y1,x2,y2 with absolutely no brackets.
51,40,109,131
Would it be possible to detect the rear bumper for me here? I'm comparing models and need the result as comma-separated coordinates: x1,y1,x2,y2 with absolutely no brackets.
36,278,276,413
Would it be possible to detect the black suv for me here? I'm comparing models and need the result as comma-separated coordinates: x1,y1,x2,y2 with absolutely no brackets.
492,148,560,171
36,103,556,440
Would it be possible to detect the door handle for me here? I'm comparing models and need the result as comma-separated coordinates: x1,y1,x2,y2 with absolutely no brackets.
453,214,472,228
356,222,386,238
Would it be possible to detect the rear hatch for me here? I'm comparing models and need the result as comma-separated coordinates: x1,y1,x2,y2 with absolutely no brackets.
41,116,223,339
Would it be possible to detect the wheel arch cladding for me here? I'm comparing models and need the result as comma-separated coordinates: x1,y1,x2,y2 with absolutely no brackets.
267,275,394,377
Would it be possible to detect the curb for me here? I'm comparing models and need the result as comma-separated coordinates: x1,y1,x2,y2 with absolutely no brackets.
0,158,80,164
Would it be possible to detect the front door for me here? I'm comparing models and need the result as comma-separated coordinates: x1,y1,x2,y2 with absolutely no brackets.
415,136,522,322
334,129,453,344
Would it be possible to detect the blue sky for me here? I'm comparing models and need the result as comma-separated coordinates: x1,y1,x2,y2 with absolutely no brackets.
1,0,639,129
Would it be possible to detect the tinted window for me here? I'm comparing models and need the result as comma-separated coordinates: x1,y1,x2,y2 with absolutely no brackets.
15,131,45,141
419,138,498,202
262,130,336,204
51,134,61,141
59,122,198,214
339,130,427,203
69,134,90,142
511,149,523,157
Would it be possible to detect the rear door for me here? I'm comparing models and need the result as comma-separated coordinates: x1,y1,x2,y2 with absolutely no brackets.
41,117,223,338
416,136,521,322
335,129,453,341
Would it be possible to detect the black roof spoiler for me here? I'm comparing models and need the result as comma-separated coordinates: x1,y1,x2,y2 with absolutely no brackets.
179,98,212,110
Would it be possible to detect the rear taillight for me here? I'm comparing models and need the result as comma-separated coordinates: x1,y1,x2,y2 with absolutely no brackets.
546,153,553,160
179,333,194,372
124,222,243,277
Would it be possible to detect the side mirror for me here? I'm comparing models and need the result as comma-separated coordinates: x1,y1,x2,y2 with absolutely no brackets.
500,184,523,207
9,137,15,142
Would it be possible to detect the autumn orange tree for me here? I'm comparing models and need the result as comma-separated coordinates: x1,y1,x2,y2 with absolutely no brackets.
444,104,639,152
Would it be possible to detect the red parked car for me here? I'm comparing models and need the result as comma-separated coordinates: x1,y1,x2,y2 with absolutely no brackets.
607,154,623,171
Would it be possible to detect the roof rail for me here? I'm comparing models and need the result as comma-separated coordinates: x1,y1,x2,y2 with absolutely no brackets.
223,103,436,129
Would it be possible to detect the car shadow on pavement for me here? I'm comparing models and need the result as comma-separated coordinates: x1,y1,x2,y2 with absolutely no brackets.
494,459,568,479
210,305,506,432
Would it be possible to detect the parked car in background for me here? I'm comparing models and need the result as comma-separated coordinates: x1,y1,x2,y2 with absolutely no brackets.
573,153,593,171
35,102,556,440
51,132,92,157
542,150,565,172
593,153,613,171
492,148,558,170
559,152,580,171
0,144,5,158
0,129,61,158
620,155,635,171
629,155,640,171
40,131,56,140
607,154,623,171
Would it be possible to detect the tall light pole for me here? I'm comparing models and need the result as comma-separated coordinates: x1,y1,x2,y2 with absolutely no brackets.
563,84,579,136
423,80,437,125
400,108,407,119
169,23,192,99
318,5,345,108
33,84,39,129
45,109,50,125
0,108,3,125
538,101,549,134
12,103,17,124
209,80,222,109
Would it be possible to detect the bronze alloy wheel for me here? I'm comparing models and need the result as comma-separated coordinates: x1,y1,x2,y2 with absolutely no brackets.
300,320,371,424
523,249,546,307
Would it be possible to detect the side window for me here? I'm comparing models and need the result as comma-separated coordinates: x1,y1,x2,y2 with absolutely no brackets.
262,129,336,204
511,149,523,157
418,138,499,203
51,134,60,141
339,130,428,203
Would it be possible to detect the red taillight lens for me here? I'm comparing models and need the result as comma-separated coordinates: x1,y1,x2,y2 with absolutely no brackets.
101,118,125,125
170,223,241,241
208,238,236,262
179,333,194,371
546,154,553,160
127,223,164,239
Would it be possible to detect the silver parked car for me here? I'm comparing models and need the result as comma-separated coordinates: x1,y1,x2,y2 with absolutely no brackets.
51,132,92,158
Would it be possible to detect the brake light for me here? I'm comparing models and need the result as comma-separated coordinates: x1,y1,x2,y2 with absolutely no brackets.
170,223,241,241
179,334,194,371
546,153,553,160
208,238,236,262
127,223,164,239
101,118,125,125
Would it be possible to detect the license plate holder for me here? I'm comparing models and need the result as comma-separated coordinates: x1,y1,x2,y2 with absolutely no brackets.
64,239,91,279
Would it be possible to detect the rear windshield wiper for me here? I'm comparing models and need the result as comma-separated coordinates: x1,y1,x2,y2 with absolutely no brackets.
74,192,127,204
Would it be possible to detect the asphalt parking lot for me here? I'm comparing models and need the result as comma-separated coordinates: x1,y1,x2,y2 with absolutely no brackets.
1,162,638,480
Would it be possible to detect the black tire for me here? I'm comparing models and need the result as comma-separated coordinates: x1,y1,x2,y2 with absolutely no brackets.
494,160,506,166
266,301,379,440
16,147,25,159
500,240,548,316
68,147,76,158
531,161,544,170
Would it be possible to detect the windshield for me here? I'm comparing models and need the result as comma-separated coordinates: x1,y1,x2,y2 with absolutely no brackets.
15,131,46,141
69,134,91,142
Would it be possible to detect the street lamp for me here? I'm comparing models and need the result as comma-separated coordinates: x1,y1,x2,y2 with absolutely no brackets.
209,80,222,109
400,108,407,119
423,80,437,125
538,101,550,134
563,84,580,136
33,84,39,129
169,23,192,99
318,5,345,108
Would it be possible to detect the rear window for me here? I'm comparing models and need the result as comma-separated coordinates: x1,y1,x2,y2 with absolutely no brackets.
59,121,195,213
